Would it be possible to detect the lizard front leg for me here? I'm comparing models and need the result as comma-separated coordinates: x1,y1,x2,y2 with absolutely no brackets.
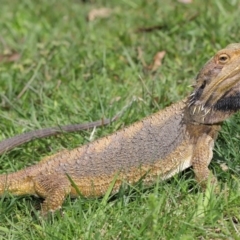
191,133,217,188
33,174,72,215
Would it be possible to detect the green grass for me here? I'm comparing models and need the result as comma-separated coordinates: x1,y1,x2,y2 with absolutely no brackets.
0,0,240,239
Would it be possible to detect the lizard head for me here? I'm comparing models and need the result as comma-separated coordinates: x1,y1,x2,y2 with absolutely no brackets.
188,43,240,124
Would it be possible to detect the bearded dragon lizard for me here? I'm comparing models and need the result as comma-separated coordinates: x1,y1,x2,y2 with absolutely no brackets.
0,43,239,214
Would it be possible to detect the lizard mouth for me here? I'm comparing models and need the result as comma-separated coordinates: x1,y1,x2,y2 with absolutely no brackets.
201,63,240,108
189,59,240,113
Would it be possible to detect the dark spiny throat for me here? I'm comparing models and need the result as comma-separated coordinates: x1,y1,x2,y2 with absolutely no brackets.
214,92,240,111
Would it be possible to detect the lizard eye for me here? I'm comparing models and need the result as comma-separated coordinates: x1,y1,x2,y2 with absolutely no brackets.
218,53,230,64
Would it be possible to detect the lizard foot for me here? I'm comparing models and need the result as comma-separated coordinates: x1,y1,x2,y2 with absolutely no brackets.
33,174,71,215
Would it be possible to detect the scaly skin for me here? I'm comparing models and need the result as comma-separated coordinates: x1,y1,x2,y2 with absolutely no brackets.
1,43,240,214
